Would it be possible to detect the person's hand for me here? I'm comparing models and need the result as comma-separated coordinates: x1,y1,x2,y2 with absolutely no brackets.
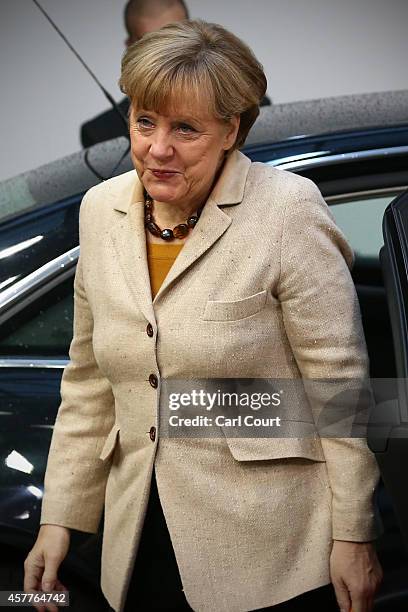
24,524,70,612
330,540,383,612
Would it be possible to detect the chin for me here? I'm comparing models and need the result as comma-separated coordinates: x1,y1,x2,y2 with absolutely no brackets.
144,183,180,203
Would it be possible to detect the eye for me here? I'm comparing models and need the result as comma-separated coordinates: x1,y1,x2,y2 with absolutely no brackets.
177,123,196,134
137,117,155,129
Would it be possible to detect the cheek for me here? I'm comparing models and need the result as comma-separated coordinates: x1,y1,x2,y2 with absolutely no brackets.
130,131,148,159
130,143,149,176
130,147,141,175
184,147,222,182
130,138,142,160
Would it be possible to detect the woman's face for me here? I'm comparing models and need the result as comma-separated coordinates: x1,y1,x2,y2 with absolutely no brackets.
129,99,240,209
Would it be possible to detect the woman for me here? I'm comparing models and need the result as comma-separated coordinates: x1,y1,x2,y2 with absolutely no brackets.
24,20,382,612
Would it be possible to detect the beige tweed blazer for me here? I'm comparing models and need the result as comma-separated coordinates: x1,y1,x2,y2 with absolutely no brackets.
40,150,380,612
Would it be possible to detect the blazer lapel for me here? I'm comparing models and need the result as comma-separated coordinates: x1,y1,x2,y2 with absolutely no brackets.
153,199,231,303
109,175,156,324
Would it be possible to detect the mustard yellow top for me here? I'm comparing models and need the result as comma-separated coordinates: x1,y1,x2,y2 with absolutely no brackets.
146,242,184,299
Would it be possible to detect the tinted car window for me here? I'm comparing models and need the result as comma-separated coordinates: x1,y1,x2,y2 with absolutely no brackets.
329,193,398,259
0,197,81,291
0,275,74,357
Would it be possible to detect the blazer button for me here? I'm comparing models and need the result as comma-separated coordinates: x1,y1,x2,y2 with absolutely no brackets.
146,323,154,337
149,426,156,442
149,374,158,388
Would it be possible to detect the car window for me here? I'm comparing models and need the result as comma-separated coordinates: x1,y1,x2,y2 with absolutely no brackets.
0,275,74,358
328,194,397,259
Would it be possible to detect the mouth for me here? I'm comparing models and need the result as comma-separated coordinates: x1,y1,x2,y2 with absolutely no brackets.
149,168,181,179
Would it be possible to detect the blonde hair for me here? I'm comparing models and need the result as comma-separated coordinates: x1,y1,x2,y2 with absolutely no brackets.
119,20,267,149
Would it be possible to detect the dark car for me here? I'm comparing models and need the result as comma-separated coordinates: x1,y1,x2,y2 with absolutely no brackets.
1,90,408,610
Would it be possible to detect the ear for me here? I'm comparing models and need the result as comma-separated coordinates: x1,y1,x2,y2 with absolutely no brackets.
223,115,241,151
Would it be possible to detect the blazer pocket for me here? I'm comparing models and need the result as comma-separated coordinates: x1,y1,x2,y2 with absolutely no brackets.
99,424,120,462
202,290,268,321
224,435,326,462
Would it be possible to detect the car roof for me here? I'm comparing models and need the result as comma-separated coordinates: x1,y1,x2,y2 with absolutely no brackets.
0,138,134,222
246,89,408,145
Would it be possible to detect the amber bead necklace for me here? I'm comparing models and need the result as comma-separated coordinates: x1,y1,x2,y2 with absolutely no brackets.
144,191,203,241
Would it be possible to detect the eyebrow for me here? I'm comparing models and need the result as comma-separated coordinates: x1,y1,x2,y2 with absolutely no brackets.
172,117,201,125
137,110,205,126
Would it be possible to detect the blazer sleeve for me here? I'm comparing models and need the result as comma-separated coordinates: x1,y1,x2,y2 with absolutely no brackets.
277,177,381,542
40,192,115,534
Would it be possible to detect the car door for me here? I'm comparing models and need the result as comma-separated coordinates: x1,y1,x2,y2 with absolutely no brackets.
0,248,106,595
375,189,408,553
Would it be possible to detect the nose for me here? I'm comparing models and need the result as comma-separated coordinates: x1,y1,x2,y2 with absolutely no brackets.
149,128,174,160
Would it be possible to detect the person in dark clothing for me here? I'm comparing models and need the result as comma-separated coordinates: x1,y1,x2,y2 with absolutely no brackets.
80,0,271,148
80,0,190,148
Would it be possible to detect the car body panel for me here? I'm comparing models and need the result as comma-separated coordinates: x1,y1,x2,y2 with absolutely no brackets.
375,191,408,552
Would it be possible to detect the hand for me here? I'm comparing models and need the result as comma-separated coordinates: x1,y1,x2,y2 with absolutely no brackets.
330,540,383,612
24,524,70,612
